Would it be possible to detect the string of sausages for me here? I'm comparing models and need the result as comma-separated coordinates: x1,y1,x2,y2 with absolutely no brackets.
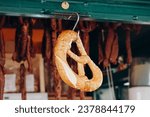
12,17,35,73
41,19,52,94
97,23,138,70
103,23,120,68
12,17,36,99
124,25,132,64
42,19,62,99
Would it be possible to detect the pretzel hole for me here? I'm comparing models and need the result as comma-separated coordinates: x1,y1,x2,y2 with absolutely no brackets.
67,43,79,74
84,64,92,79
67,42,93,79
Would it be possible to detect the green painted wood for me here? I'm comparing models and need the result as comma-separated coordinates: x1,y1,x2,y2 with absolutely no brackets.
0,0,150,23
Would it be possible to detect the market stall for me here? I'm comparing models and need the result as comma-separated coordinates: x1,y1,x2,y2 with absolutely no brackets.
0,0,150,100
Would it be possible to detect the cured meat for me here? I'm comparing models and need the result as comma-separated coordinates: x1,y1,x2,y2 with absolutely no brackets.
82,31,90,55
125,29,132,64
133,24,142,36
103,23,120,67
109,33,119,64
103,27,115,68
0,29,5,68
79,21,97,55
0,16,5,100
20,63,26,100
41,19,52,61
68,87,76,99
51,19,62,99
58,19,62,34
121,24,133,65
12,17,35,73
98,29,104,65
41,19,52,93
0,43,4,100
0,66,4,100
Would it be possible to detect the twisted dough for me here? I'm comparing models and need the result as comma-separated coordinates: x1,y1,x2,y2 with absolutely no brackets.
54,30,103,92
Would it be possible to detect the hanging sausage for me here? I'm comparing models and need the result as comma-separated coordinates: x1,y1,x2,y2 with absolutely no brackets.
41,19,52,62
41,19,63,99
98,28,104,65
12,17,35,73
20,63,26,100
124,26,132,64
67,87,76,99
103,23,120,68
133,24,142,36
0,16,5,100
79,21,97,55
41,19,52,94
109,33,119,64
103,25,115,67
124,24,141,65
51,19,62,99
58,19,63,34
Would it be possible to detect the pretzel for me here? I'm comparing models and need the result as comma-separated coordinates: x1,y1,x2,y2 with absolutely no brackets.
54,30,103,92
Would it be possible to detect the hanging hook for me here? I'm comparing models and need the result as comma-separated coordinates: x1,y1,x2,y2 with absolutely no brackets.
72,12,80,30
51,12,79,30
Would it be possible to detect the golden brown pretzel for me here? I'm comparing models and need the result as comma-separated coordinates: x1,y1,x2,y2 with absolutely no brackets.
54,30,103,92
